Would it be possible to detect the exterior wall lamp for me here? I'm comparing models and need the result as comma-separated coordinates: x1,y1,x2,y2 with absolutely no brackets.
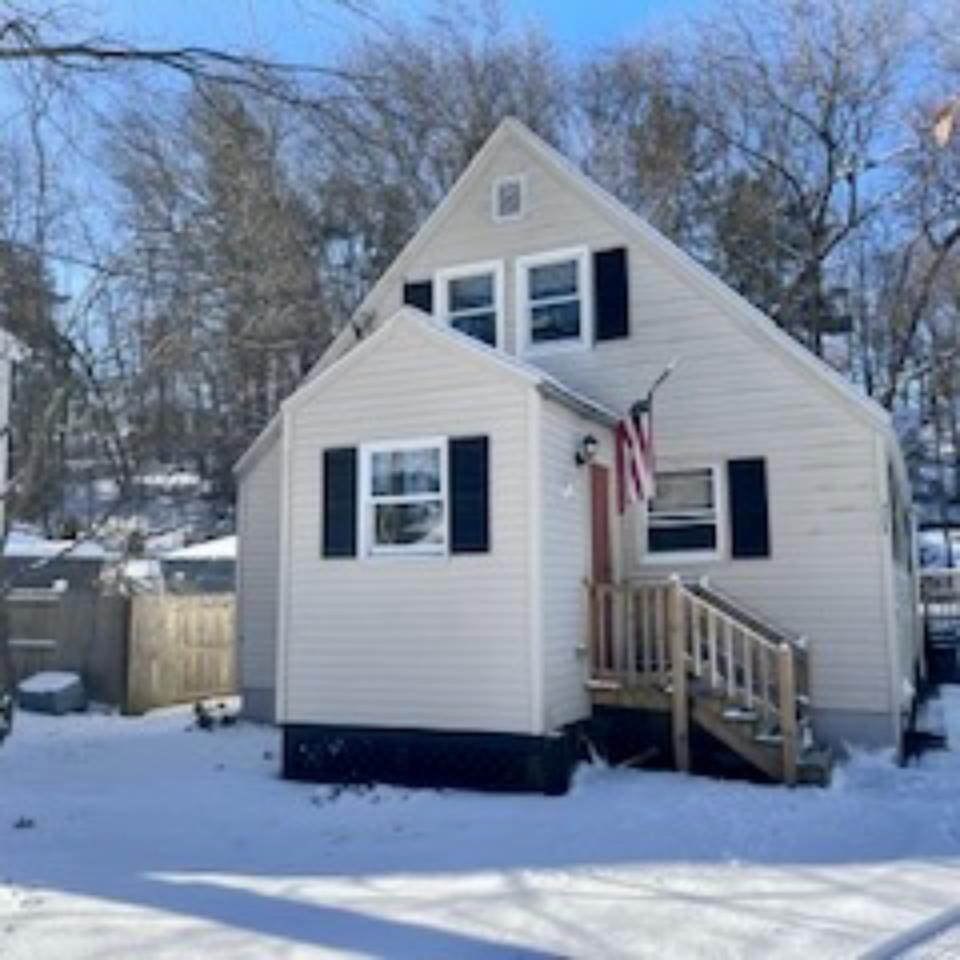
574,434,599,467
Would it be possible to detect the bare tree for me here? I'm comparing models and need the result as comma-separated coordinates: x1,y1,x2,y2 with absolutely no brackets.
302,3,570,282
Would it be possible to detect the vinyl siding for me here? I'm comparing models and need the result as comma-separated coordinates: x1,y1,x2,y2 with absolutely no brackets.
343,132,895,719
893,565,917,704
237,435,281,719
886,442,920,714
539,401,614,730
281,319,536,734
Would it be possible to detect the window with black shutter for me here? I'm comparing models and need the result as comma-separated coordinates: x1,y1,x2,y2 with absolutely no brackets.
449,436,490,554
727,458,770,559
647,467,719,557
322,447,357,558
594,247,629,341
363,440,446,555
403,279,433,314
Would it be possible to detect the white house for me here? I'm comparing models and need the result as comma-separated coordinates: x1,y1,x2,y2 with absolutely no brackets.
235,119,919,792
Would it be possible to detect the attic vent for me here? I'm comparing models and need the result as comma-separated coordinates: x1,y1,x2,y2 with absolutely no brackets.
492,175,525,222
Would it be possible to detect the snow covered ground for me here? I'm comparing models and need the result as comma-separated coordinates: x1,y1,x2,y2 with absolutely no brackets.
2,695,960,960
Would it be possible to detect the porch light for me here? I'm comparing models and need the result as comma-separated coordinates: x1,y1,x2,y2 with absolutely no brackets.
575,434,599,466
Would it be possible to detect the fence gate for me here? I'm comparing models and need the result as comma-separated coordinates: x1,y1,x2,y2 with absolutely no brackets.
126,594,236,714
4,589,129,704
5,588,65,689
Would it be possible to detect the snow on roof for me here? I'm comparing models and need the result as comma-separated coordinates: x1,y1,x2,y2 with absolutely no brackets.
4,531,109,560
164,535,236,561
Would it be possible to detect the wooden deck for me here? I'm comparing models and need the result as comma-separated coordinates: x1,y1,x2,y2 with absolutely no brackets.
586,577,830,785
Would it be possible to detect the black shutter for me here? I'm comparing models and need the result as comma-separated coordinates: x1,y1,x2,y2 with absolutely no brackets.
593,247,629,341
727,458,770,559
449,436,489,554
322,447,357,558
403,279,433,314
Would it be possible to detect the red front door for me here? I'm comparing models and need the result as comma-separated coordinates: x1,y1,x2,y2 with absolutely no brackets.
591,464,612,584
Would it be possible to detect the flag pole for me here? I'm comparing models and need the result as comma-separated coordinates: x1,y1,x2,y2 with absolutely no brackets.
647,357,679,403
631,357,678,418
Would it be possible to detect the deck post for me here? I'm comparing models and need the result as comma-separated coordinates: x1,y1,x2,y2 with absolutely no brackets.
777,642,798,786
669,576,690,773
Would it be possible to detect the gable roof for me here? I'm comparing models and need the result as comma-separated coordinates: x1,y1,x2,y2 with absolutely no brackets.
310,117,894,436
235,306,616,478
237,116,898,477
287,306,618,425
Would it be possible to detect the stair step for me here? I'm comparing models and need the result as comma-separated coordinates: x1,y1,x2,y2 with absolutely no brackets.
753,732,784,745
689,685,728,702
722,707,758,723
586,678,622,692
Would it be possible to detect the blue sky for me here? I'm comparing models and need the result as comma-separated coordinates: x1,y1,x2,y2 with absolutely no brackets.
95,1,704,62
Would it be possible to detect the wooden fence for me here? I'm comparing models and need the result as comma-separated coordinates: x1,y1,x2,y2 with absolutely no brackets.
125,594,235,714
2,590,235,714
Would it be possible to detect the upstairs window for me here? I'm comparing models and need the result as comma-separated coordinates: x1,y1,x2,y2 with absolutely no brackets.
437,261,503,348
516,247,591,353
361,440,446,555
646,467,721,560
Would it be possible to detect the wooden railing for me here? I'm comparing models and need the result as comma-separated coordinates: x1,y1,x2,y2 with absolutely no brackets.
921,568,960,619
587,576,810,784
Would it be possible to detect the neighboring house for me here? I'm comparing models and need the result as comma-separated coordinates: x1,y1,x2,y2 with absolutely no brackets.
3,531,111,590
161,535,236,594
235,119,920,793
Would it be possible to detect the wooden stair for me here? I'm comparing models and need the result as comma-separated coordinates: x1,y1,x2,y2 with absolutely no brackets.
585,577,832,786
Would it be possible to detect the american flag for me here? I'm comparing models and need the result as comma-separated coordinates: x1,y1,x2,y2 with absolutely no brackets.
616,398,655,512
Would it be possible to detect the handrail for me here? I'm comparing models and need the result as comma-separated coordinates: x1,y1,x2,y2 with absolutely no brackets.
683,579,806,650
920,568,960,602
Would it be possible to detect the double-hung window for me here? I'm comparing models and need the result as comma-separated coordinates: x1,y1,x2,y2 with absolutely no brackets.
436,261,503,348
516,247,591,352
646,467,721,560
362,439,446,555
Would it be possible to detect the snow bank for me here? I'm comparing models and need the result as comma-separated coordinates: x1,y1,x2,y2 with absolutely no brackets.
0,690,959,958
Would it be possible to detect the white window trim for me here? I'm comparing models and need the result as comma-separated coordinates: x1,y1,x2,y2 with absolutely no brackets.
492,173,527,223
515,246,593,356
358,436,448,559
435,259,505,350
641,463,725,565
